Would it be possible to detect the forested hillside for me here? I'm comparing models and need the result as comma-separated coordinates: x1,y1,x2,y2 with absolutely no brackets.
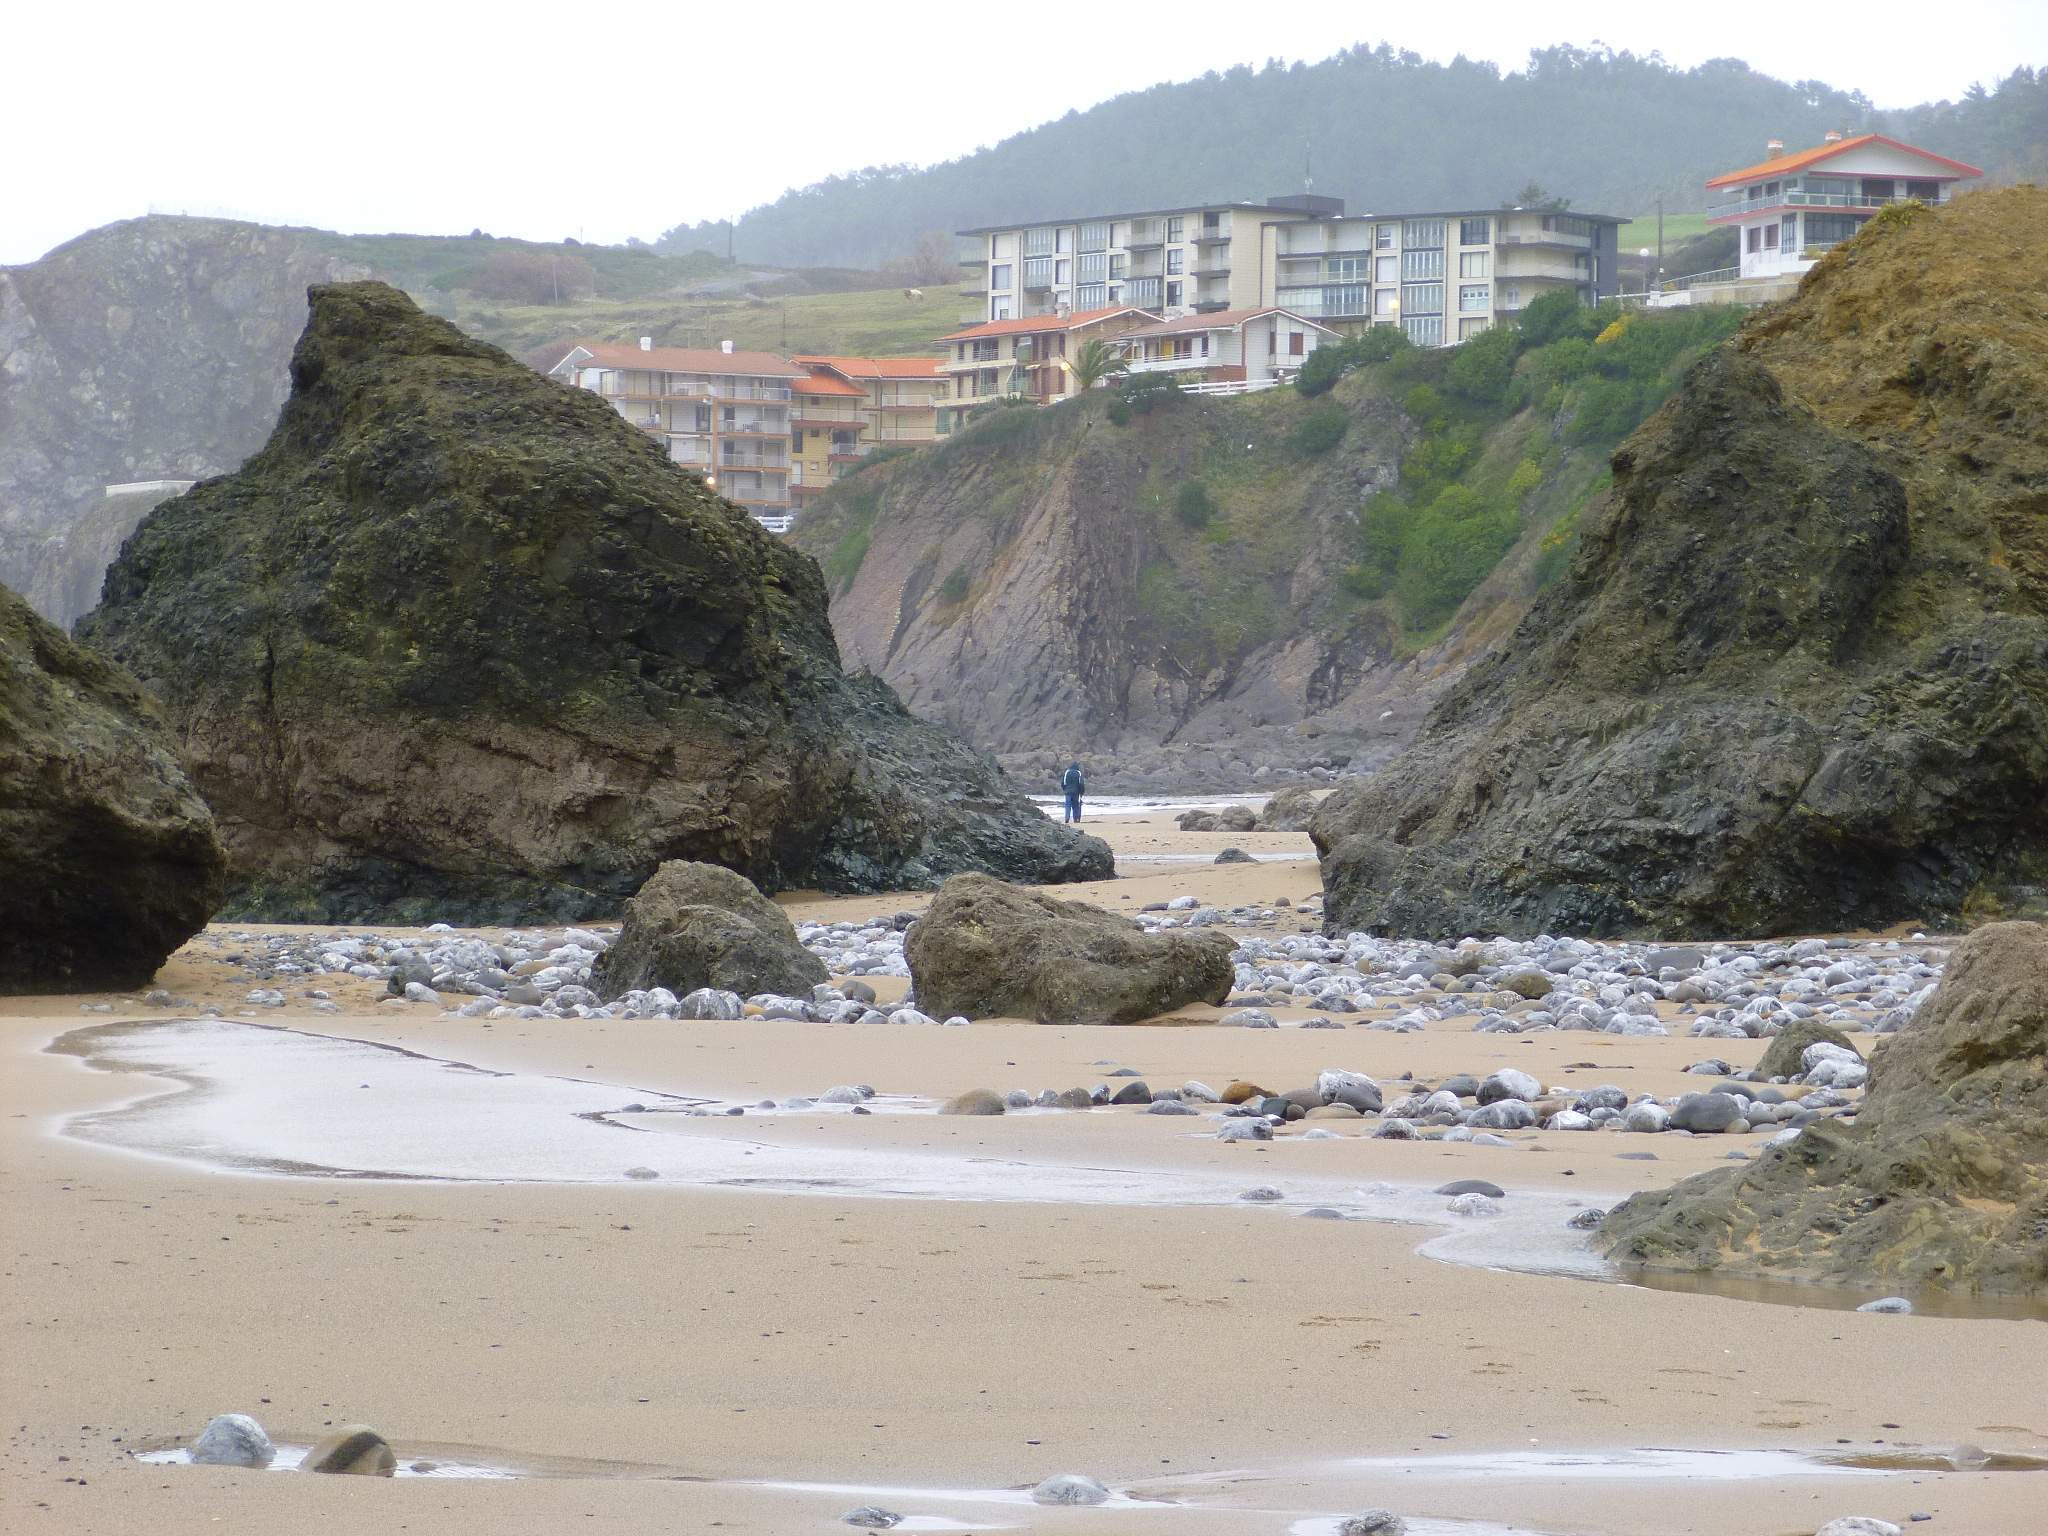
658,47,2048,269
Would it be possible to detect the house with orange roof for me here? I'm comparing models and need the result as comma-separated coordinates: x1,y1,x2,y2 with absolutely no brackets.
792,354,956,443
937,306,1159,411
1707,131,1982,281
1115,307,1336,390
545,337,803,528
789,366,873,504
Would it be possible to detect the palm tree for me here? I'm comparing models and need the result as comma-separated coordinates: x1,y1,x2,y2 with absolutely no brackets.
1067,337,1129,392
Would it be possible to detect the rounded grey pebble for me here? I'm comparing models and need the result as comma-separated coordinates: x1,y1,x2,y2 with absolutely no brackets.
1338,1510,1409,1535
1147,1100,1198,1116
1435,1179,1504,1199
1031,1473,1111,1506
840,1507,903,1529
1239,1185,1285,1202
1566,1208,1606,1230
1302,1206,1346,1220
623,1166,659,1180
1855,1296,1914,1315
192,1413,274,1468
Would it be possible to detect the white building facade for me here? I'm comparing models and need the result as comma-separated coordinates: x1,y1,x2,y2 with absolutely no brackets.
1116,307,1334,387
1707,133,1983,281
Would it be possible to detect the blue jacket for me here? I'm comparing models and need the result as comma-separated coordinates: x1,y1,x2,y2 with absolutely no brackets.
1063,764,1085,795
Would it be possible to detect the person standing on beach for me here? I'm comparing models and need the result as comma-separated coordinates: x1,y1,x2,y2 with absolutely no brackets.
1061,760,1086,824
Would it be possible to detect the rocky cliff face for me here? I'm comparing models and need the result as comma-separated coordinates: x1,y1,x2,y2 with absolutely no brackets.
793,384,1543,788
78,282,1108,923
1602,920,2048,1298
1,582,224,990
1313,188,2048,939
0,218,367,627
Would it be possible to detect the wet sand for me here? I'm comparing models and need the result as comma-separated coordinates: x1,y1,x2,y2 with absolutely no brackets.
2,806,2040,1535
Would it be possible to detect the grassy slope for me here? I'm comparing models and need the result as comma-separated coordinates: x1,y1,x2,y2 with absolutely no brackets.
449,286,959,362
1615,211,1709,250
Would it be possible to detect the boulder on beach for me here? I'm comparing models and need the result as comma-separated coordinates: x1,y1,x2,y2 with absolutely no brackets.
1603,921,2048,1297
904,873,1234,1025
300,1424,396,1476
1311,189,2048,939
0,581,224,992
940,1087,1006,1116
1030,1473,1110,1506
77,281,1111,923
592,861,825,1000
1755,1017,1859,1079
1257,785,1320,832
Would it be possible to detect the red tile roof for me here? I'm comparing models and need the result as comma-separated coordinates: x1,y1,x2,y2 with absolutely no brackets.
793,354,947,379
1705,134,1984,190
550,340,804,378
940,306,1154,342
792,369,868,397
1123,306,1334,338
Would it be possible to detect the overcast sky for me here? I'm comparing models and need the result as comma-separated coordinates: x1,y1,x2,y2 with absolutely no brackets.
10,0,2042,265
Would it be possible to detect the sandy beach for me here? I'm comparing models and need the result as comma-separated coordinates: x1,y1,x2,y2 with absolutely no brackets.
3,806,2041,1535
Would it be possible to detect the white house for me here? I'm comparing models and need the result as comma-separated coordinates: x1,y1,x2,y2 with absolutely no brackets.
1115,307,1334,388
1707,132,1983,281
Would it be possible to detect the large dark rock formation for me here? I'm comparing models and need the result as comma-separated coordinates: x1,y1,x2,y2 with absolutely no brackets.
1313,189,2048,939
0,582,224,990
905,873,1235,1024
79,282,1109,922
593,861,826,999
1603,921,2048,1298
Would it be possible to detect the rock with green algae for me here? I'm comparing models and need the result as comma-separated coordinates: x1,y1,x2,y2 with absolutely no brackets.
78,282,1109,923
1601,920,2048,1298
1311,188,2048,941
0,581,224,990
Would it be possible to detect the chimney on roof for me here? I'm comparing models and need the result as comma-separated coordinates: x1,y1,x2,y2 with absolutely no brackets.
638,336,652,351
720,339,734,354
1824,129,1844,143
1767,137,1785,156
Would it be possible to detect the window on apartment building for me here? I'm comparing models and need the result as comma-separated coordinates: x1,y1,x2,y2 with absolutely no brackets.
1401,247,1444,281
1329,257,1364,281
1078,251,1107,283
1203,211,1221,233
1458,284,1490,311
791,430,804,453
1459,316,1491,341
1056,259,1072,286
1458,251,1490,278
1199,334,1210,357
1763,223,1779,250
1805,213,1860,247
1402,218,1446,248
1374,255,1398,284
1165,281,1182,308
1079,221,1109,251
1373,287,1396,316
1289,331,1305,356
1024,228,1054,255
991,263,1013,290
1764,181,1780,197
1109,253,1127,278
1374,224,1395,249
1324,284,1366,316
1404,315,1444,347
1746,227,1762,254
1401,282,1443,314
1166,249,1184,274
993,302,1011,320
1166,216,1184,242
1459,217,1490,245
1077,283,1106,310
1056,227,1072,252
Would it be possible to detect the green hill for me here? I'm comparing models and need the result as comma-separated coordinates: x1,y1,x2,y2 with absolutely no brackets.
657,47,2047,268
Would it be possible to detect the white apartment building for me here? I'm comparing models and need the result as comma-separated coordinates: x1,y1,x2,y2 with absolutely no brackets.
1270,208,1623,344
958,195,1344,326
960,194,1621,350
1706,132,1983,281
1116,307,1334,387
547,339,804,525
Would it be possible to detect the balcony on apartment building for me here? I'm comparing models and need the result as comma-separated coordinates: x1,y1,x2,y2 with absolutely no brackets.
1192,215,1232,244
792,406,865,429
1494,254,1589,283
1711,179,1947,220
719,446,790,469
1499,226,1592,251
1122,277,1164,308
595,376,794,402
1124,219,1165,250
1022,257,1057,291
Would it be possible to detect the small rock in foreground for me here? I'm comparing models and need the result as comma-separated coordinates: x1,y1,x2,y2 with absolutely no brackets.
300,1425,396,1476
1339,1511,1409,1535
1031,1472,1111,1505
841,1507,903,1529
191,1413,274,1468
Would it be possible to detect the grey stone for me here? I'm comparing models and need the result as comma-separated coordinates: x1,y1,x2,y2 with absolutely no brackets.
1669,1092,1745,1133
841,1508,903,1529
1338,1512,1408,1536
192,1413,274,1468
1478,1068,1541,1104
1855,1296,1914,1315
594,861,826,1000
1436,1180,1504,1198
1031,1473,1111,1506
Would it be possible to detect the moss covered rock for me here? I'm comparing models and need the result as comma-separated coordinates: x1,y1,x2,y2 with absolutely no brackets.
1602,921,2048,1298
79,283,1108,922
1313,188,2048,939
0,582,224,991
592,860,825,1000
